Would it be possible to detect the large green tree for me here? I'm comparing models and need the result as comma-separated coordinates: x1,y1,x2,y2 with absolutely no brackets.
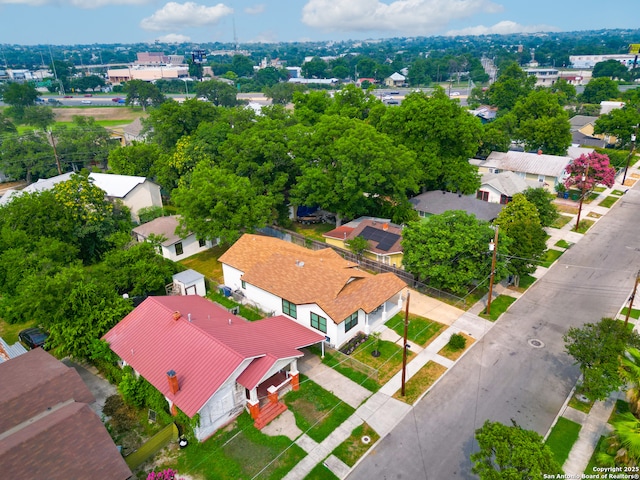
194,79,238,107
594,106,640,148
564,318,640,401
593,59,630,81
53,116,115,170
301,57,328,78
172,163,275,245
485,63,536,112
523,187,558,227
0,130,56,183
125,79,166,111
377,88,482,193
293,90,332,125
289,115,420,225
108,142,162,177
401,211,508,295
580,77,620,104
495,194,548,281
471,420,563,479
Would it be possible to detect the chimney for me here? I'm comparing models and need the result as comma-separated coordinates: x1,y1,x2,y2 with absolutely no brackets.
167,370,179,394
383,223,389,231
537,149,542,155
173,311,181,321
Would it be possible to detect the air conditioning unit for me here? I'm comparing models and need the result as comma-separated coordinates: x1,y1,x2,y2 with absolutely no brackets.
229,306,240,315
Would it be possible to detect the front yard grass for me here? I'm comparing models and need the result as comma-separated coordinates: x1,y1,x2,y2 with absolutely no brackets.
0,317,36,344
438,332,475,361
332,423,379,467
584,435,607,475
554,239,572,249
612,189,625,196
568,386,595,414
179,245,229,283
550,214,573,229
555,204,579,215
598,196,619,208
392,361,447,404
285,375,355,443
540,249,564,268
545,417,581,467
480,295,516,321
385,313,446,347
351,338,415,384
310,346,380,393
168,412,306,480
507,274,536,293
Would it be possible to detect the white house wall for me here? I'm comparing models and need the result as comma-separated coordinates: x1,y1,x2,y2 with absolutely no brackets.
160,235,213,262
478,184,503,204
124,181,163,222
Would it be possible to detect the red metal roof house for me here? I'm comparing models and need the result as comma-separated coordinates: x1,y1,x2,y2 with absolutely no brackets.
103,295,324,440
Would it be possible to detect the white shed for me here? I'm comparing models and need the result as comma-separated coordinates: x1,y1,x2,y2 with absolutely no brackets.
172,269,206,297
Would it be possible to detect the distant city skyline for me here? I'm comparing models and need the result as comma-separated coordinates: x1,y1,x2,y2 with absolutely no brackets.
1,0,638,46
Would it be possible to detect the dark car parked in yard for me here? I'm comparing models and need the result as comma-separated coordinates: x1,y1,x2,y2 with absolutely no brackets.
18,328,49,349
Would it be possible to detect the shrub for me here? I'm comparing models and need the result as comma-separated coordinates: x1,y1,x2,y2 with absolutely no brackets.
448,333,466,351
103,394,139,434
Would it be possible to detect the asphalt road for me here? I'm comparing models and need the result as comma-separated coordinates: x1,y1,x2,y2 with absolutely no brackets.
348,186,640,479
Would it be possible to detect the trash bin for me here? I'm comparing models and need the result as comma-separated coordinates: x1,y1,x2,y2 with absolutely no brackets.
219,286,232,297
571,193,579,201
563,191,569,199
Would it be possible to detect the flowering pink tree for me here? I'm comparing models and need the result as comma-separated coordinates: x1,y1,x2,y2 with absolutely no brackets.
564,152,616,231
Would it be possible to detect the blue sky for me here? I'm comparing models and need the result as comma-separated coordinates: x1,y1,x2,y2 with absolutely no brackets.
1,0,638,46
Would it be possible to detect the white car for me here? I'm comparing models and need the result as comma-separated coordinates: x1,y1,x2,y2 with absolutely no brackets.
449,92,460,97
81,99,92,104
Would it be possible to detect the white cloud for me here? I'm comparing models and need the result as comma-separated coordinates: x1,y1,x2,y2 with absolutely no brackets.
157,33,191,43
244,3,265,15
140,2,233,31
0,0,151,7
446,20,559,36
301,0,503,34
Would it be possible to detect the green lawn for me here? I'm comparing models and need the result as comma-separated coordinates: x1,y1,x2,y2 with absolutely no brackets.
310,346,380,392
540,249,564,268
285,375,355,443
612,190,625,196
179,245,229,283
480,295,516,321
385,313,446,346
621,307,640,320
290,223,335,242
0,318,37,344
517,274,536,290
550,215,573,229
304,464,339,480
351,338,414,384
545,417,581,467
168,412,306,480
568,386,595,414
332,423,379,467
392,361,447,404
575,219,595,234
598,196,619,208
593,186,606,193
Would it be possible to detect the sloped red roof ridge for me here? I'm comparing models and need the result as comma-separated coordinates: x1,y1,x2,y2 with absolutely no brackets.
103,296,324,417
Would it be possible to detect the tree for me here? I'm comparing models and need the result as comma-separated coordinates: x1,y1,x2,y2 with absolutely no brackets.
477,120,511,158
172,163,275,245
549,78,577,106
255,66,287,87
230,54,254,77
621,348,640,416
0,130,56,183
495,194,548,281
0,111,17,134
53,116,116,170
194,79,238,107
1,82,39,109
593,59,630,81
301,57,328,78
401,211,508,295
407,57,429,87
263,82,302,105
293,90,332,125
346,236,369,257
523,187,558,227
594,106,640,148
471,420,562,479
377,89,482,193
506,89,572,155
485,63,536,112
289,115,420,225
564,318,640,401
580,77,620,104
125,80,165,111
108,142,162,177
325,84,381,120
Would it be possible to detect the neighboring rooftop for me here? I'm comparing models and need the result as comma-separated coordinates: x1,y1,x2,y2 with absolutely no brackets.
324,217,403,255
480,171,532,197
132,215,184,246
483,151,571,178
410,191,504,222
0,337,27,363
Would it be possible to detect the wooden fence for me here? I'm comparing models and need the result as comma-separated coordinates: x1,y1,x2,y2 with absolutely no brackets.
124,422,179,470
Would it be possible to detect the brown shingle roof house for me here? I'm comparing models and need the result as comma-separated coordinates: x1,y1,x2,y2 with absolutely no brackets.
0,348,132,480
219,234,407,347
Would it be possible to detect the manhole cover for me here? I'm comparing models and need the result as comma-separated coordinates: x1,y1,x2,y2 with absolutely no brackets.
528,339,545,348
576,394,590,403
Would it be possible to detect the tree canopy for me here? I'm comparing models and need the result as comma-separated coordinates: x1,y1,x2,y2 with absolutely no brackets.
580,77,620,104
564,151,616,193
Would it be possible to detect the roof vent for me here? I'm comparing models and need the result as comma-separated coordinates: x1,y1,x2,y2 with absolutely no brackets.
295,260,305,267
228,318,232,325
188,313,191,322
173,311,181,321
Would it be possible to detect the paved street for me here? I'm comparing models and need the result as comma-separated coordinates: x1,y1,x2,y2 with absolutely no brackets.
348,186,640,479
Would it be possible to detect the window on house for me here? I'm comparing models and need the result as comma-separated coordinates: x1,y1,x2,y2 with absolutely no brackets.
538,175,545,183
476,190,489,202
241,280,246,289
344,312,358,332
282,299,297,319
500,195,511,205
310,312,327,333
175,242,183,256
198,238,206,247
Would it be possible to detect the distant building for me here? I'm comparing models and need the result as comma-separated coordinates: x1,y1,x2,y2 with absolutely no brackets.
570,54,637,69
107,65,188,83
385,72,406,87
410,191,504,222
525,68,559,86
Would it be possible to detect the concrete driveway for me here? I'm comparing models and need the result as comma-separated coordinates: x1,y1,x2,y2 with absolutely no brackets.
407,288,465,326
63,359,117,418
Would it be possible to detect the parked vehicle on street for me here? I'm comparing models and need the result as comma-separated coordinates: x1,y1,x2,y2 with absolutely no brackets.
18,328,49,349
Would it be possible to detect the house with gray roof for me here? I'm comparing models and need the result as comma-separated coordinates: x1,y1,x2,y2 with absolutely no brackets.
477,171,532,204
410,191,504,222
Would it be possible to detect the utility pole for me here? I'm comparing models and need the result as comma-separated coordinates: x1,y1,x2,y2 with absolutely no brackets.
574,162,590,232
400,291,411,397
486,226,499,315
48,130,62,175
625,270,640,327
622,124,638,185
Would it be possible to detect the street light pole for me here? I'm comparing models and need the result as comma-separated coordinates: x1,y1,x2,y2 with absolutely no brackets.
486,226,499,315
400,291,411,397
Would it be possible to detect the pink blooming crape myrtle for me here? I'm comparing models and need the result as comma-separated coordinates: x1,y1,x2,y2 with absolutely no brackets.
564,151,616,192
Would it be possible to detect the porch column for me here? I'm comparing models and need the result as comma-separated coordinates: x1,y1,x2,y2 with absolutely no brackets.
248,388,258,404
267,385,278,404
290,359,298,373
247,400,260,419
364,313,370,335
290,370,300,391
